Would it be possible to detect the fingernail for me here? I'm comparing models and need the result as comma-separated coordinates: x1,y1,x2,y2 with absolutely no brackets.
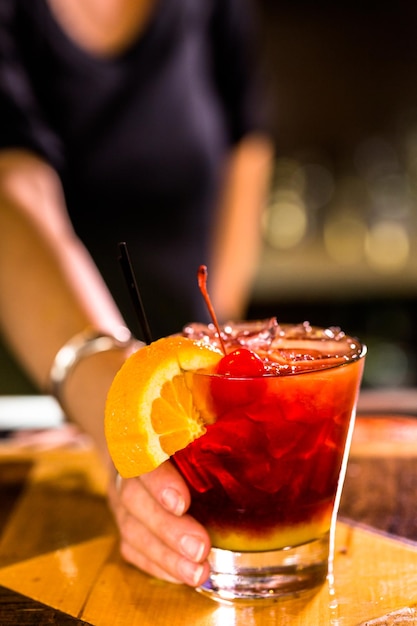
161,487,185,516
179,559,205,586
180,534,205,561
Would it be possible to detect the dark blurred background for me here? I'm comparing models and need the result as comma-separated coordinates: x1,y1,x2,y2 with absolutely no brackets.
248,0,417,390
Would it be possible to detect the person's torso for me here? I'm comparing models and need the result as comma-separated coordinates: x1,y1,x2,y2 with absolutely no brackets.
3,0,259,336
17,0,228,234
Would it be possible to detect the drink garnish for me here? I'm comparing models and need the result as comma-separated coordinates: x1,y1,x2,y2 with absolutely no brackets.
105,335,222,477
217,348,265,377
197,265,226,355
197,265,265,377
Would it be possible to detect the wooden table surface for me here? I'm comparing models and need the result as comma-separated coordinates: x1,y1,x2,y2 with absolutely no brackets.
1,413,417,625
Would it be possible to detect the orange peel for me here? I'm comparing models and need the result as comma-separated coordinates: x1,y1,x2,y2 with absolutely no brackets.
105,336,222,477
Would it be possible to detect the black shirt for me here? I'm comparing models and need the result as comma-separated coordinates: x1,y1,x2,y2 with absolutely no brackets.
0,0,268,339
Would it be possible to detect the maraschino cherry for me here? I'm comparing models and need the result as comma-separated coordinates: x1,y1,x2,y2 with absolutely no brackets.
216,348,265,377
197,265,265,377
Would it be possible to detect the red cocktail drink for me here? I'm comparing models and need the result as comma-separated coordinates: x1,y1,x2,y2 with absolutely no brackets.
173,319,366,601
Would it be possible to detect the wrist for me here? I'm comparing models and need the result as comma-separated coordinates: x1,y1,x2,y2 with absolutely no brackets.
47,326,143,461
48,325,141,405
65,346,139,462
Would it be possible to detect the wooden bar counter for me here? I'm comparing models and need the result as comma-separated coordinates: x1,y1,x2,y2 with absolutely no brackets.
1,410,417,625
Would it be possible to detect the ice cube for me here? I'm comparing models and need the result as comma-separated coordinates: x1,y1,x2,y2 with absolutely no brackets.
183,318,280,352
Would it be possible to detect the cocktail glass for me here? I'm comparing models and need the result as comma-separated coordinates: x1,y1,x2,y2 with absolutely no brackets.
173,319,366,603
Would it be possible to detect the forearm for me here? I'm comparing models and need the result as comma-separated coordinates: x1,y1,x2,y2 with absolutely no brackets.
0,151,131,462
209,133,274,321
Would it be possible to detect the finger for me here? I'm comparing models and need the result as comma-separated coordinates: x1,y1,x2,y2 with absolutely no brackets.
111,475,211,585
119,478,211,561
140,460,191,515
124,477,210,554
119,512,210,586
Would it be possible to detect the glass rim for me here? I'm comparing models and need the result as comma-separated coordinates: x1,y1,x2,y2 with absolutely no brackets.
192,343,367,380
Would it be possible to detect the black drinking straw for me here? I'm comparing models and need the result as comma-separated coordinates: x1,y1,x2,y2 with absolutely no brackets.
118,241,153,345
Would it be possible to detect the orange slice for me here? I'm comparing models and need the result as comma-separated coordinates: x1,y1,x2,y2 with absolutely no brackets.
104,335,222,478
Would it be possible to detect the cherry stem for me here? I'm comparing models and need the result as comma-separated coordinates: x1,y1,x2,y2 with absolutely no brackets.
197,265,227,355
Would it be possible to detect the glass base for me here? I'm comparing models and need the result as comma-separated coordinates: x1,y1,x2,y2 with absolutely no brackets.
197,533,330,604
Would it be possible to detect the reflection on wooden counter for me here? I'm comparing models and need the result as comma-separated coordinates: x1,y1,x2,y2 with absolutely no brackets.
340,414,417,543
1,415,417,625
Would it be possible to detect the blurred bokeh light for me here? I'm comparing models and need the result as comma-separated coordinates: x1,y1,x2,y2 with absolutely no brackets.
251,1,417,389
